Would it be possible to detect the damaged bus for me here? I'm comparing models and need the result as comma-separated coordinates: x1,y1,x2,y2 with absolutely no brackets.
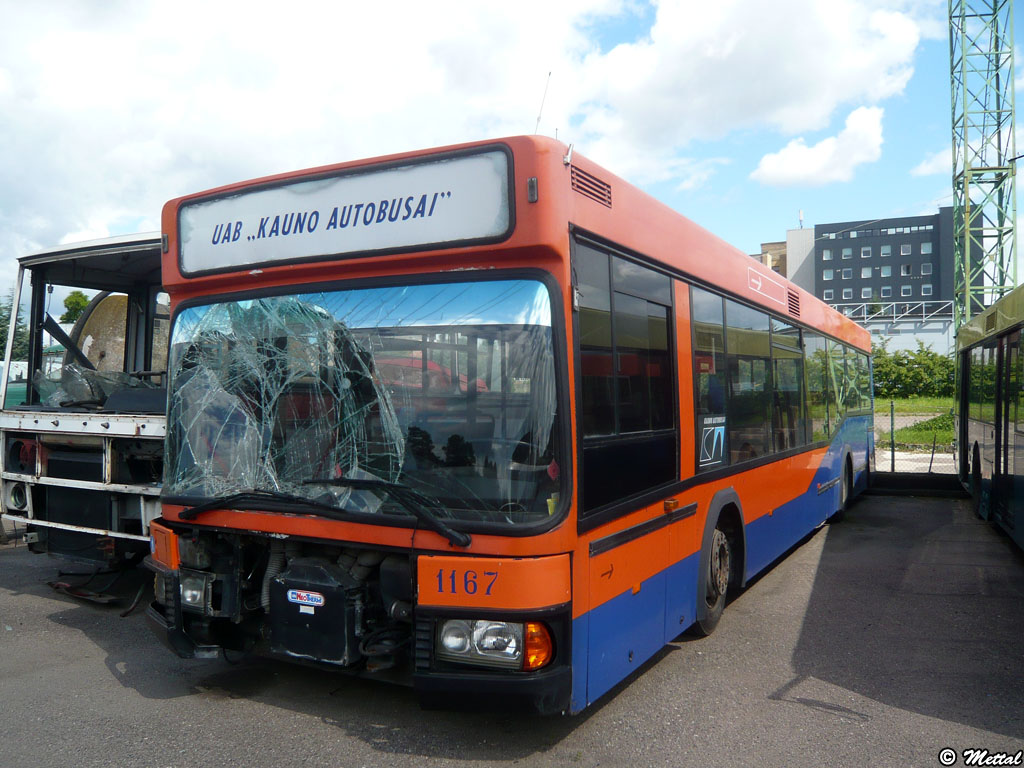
0,234,168,565
146,137,871,713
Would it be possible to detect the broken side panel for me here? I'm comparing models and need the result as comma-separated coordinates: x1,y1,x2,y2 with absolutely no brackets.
0,234,168,563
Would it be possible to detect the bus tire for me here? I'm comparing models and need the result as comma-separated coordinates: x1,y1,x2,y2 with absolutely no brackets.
829,457,851,523
692,524,731,637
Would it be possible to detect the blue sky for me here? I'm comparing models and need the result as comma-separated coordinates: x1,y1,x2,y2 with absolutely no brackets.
0,0,1017,285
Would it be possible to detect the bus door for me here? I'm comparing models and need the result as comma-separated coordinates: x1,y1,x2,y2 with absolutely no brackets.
994,332,1019,532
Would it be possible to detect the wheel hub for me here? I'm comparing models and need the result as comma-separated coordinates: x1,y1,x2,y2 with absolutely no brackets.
709,528,730,599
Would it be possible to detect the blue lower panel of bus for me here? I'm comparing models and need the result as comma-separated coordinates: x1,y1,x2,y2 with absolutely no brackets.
571,416,872,711
571,552,700,711
744,416,871,577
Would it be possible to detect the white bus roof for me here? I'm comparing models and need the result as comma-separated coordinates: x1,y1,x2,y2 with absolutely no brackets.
18,232,162,291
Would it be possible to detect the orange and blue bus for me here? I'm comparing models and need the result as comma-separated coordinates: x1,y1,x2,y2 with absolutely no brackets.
145,136,872,713
957,283,1024,551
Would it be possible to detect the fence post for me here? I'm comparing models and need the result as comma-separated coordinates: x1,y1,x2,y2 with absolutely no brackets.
890,400,895,473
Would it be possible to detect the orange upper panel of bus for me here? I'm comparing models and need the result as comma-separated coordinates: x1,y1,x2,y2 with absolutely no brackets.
161,135,868,352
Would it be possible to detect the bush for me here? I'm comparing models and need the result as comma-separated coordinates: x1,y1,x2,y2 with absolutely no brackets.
872,339,954,399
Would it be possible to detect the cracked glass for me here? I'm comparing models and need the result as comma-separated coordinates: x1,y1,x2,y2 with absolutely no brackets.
165,279,562,526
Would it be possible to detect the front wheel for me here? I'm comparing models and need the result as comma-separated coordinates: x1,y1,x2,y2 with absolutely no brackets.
692,526,731,636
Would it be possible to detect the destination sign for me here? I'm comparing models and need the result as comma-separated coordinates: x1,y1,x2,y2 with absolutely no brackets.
178,148,512,274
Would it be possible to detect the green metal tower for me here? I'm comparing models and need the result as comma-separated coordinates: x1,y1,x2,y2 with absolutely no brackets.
949,0,1017,328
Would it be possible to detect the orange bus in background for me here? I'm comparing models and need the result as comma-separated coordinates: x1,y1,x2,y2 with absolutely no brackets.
146,136,872,713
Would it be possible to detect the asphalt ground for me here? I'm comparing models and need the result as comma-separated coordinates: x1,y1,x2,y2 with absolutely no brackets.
0,494,1021,768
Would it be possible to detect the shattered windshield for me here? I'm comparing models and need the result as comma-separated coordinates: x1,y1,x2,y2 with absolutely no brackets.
164,279,562,526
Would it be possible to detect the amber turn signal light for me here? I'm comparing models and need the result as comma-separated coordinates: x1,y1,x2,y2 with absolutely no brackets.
523,621,554,670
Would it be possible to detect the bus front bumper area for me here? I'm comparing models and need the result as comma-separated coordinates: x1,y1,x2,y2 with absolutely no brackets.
144,557,574,714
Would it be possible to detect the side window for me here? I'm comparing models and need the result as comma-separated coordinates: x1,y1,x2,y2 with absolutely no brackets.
825,339,845,433
771,318,804,452
576,241,677,516
693,286,727,471
971,346,983,421
577,247,614,436
725,299,771,462
804,332,831,441
612,256,673,433
982,342,998,424
856,352,872,411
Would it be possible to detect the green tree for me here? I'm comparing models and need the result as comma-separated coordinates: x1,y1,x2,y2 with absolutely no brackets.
871,338,954,399
60,290,90,324
0,292,29,361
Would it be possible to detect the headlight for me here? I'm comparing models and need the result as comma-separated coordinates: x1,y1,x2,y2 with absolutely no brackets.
437,619,522,668
179,569,212,613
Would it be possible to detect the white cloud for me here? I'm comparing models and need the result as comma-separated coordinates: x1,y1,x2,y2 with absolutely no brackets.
910,147,951,177
0,0,932,286
750,107,884,186
571,0,919,175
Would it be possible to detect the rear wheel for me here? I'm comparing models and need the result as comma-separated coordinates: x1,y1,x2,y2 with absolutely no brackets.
692,526,731,636
829,459,850,523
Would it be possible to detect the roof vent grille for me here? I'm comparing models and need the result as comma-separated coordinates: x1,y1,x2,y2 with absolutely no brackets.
787,290,801,317
571,166,612,208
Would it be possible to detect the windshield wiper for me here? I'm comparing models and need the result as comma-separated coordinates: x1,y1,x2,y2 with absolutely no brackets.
178,489,349,522
304,477,471,548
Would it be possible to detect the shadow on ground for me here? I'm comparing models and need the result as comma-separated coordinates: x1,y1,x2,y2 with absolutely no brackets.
775,494,1024,738
0,542,597,761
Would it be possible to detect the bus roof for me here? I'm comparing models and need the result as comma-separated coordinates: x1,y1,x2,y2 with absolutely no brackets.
957,282,1024,349
19,232,162,292
161,136,869,351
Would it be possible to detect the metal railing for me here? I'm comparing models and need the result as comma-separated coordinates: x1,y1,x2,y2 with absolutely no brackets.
874,399,955,474
832,300,953,323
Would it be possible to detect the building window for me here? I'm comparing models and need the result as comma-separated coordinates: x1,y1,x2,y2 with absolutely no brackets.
900,264,912,276
823,289,834,300
881,286,892,298
860,267,871,278
861,287,872,299
881,265,892,277
861,246,871,258
822,249,832,261
880,244,891,257
921,263,933,275
823,269,834,281
842,268,852,279
901,285,912,297
921,242,933,255
842,248,853,259
900,244,911,256
842,288,853,300
922,284,933,296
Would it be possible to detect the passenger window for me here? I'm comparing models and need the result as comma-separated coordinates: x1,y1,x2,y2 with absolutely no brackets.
692,287,727,470
725,300,771,462
576,240,677,516
804,332,830,442
771,318,804,452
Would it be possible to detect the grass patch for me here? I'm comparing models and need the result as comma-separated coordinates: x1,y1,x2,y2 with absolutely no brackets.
873,396,954,415
877,413,955,450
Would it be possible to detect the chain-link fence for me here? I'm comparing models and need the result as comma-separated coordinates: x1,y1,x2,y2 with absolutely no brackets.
874,400,955,474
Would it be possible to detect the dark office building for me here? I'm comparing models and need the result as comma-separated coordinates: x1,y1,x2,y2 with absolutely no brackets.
813,207,953,309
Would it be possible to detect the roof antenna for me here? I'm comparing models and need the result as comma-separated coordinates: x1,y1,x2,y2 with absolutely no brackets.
534,71,552,134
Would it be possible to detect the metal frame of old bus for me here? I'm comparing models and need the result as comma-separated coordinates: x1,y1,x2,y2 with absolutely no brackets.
145,136,872,714
0,234,168,565
956,283,1024,551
